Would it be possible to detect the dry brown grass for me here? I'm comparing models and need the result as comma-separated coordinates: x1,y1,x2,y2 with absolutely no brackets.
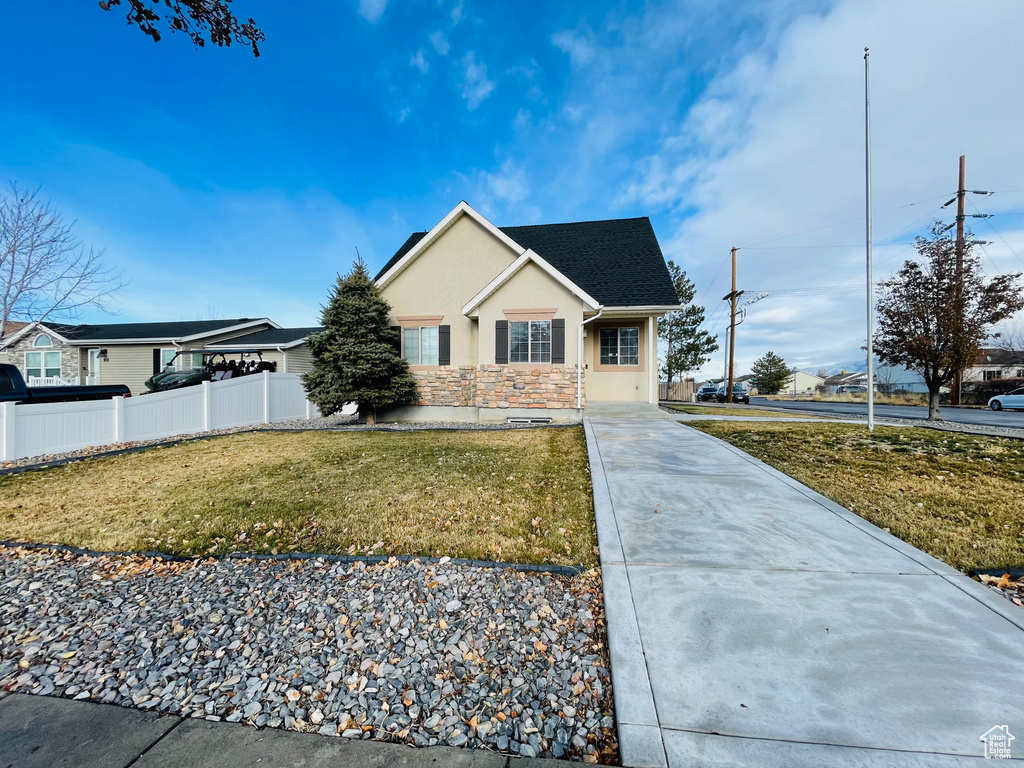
663,404,823,419
0,429,596,567
689,421,1024,572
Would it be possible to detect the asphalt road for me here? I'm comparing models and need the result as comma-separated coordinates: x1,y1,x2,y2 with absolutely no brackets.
750,396,1024,429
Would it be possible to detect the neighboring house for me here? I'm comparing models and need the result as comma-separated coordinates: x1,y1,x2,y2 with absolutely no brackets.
782,370,824,395
0,318,314,395
966,348,1024,382
374,201,680,420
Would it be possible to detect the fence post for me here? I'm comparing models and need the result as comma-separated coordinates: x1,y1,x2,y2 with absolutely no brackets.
201,381,212,432
262,371,271,424
113,396,125,443
0,402,15,461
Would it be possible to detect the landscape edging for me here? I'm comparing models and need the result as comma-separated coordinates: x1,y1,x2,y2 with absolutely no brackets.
0,539,586,577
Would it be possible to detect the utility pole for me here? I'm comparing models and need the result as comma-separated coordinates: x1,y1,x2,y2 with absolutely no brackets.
727,247,738,403
864,46,875,432
950,154,966,406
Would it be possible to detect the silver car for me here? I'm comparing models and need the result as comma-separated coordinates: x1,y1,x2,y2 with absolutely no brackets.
989,387,1024,411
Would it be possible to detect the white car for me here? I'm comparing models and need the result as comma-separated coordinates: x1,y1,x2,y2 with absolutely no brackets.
989,388,1024,411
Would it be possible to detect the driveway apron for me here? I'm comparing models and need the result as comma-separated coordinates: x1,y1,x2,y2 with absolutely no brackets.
585,417,1024,768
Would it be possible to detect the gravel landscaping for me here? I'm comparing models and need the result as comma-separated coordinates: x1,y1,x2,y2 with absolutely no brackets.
0,545,616,763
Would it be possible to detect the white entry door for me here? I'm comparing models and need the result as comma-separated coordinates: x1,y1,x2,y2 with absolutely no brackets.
87,348,101,385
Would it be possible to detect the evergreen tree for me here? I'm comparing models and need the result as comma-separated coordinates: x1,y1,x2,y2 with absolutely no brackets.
750,351,790,394
302,261,418,423
657,260,718,384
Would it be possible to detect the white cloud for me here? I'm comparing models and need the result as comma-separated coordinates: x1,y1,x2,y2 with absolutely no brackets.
398,107,412,123
459,52,495,111
451,0,464,25
429,31,450,56
551,28,596,67
357,0,388,23
409,49,429,74
590,0,1024,377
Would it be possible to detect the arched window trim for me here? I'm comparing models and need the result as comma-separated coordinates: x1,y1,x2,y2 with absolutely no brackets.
33,334,53,348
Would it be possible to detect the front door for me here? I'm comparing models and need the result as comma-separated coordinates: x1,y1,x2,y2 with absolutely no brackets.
87,348,101,385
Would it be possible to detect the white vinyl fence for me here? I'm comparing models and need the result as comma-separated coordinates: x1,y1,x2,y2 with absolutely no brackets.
0,372,318,461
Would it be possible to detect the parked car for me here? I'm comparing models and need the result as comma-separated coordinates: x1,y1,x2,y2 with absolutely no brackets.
716,384,749,404
144,350,277,393
838,384,868,394
0,363,130,404
989,388,1024,411
696,384,719,402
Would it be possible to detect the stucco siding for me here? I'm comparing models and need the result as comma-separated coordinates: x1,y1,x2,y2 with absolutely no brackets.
477,261,584,367
583,317,656,403
379,215,519,367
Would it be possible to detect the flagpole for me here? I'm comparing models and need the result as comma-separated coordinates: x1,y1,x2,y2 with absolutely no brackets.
864,46,875,432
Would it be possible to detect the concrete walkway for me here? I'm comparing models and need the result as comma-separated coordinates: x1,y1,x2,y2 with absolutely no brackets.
585,417,1024,767
0,692,558,768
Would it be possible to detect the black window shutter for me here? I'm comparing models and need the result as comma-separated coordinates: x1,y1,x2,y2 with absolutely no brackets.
438,325,451,366
551,319,565,364
390,326,401,354
152,349,161,375
495,320,509,365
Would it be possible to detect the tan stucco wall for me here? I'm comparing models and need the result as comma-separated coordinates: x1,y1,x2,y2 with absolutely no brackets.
477,262,584,367
379,214,519,367
583,317,657,403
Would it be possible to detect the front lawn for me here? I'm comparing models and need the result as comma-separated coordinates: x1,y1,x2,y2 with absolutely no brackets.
689,421,1024,572
0,428,596,567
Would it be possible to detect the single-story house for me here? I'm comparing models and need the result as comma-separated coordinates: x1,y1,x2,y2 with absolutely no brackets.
0,318,320,395
782,370,825,396
203,327,321,374
966,348,1024,382
374,201,680,420
823,371,876,394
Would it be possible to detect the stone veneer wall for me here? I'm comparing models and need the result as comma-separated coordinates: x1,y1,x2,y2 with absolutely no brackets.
411,365,583,410
0,330,79,382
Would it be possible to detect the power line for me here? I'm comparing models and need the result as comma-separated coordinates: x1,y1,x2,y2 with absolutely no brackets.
967,197,1024,269
738,193,953,249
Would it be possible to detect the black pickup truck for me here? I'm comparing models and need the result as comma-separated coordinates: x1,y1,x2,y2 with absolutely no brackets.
0,363,131,404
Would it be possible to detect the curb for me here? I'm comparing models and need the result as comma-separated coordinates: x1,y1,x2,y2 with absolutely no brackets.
0,540,587,578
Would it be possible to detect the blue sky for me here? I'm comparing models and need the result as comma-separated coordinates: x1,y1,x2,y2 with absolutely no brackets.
2,0,1023,376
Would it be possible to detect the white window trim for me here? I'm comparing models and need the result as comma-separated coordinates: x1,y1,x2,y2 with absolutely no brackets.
599,326,640,366
510,319,552,364
26,349,62,378
403,326,440,366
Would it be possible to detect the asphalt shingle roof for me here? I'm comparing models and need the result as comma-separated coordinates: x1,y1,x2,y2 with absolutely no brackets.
43,318,266,342
375,216,679,308
206,327,323,345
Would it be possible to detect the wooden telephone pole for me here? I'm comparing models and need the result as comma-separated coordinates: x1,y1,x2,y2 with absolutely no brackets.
951,155,966,406
726,247,738,403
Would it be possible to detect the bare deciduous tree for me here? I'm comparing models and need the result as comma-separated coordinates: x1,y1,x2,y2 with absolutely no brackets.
0,184,127,340
874,222,1024,421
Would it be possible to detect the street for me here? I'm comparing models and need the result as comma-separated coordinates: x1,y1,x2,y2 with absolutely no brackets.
751,397,1024,429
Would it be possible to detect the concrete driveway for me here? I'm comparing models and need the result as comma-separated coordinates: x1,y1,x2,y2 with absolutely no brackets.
585,417,1024,767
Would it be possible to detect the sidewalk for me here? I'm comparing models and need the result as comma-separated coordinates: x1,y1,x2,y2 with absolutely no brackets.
585,417,1024,767
0,692,559,768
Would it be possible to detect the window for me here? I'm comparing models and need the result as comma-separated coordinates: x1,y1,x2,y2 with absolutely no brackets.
984,370,1002,381
599,327,640,366
403,326,439,365
1017,369,1024,378
509,320,550,363
33,334,53,348
161,348,178,370
26,351,61,379
190,353,206,369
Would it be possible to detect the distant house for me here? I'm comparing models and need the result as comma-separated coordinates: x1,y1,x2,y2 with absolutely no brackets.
782,370,824,395
0,318,320,395
967,348,1024,382
823,371,875,394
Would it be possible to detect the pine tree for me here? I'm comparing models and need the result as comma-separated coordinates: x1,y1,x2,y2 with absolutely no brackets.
302,261,418,423
750,351,790,394
657,260,718,384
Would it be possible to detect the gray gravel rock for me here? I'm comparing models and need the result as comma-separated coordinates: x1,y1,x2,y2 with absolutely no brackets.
0,545,613,762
